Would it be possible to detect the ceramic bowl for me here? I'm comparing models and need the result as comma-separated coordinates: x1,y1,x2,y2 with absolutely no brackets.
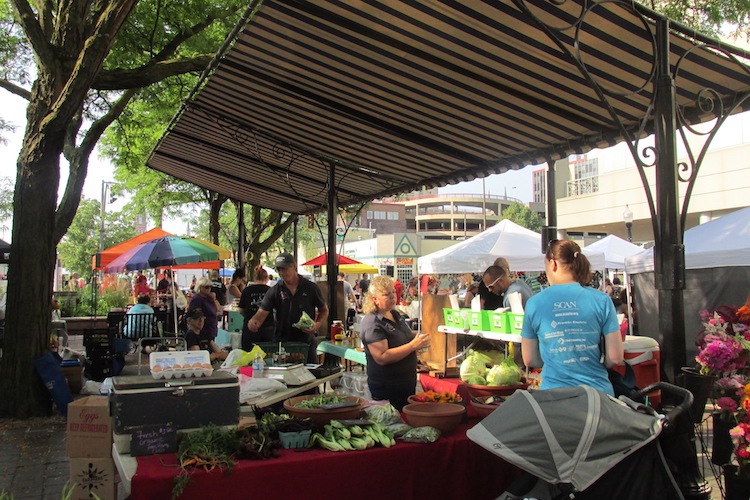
283,395,364,427
470,396,507,419
407,394,463,405
465,382,530,399
402,402,465,434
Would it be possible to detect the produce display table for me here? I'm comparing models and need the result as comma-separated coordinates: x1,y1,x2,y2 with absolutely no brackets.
317,340,367,370
419,373,478,418
125,420,522,500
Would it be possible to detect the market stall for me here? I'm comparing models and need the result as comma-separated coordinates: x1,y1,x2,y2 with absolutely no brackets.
625,206,750,358
121,420,523,500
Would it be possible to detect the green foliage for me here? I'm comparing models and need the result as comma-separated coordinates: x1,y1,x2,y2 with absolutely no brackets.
57,199,138,279
72,284,131,316
648,0,750,38
0,176,13,233
501,202,544,232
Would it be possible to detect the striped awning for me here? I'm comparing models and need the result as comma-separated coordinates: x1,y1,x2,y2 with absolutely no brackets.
148,0,750,215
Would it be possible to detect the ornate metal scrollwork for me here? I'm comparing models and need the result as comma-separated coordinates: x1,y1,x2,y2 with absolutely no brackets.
516,0,750,237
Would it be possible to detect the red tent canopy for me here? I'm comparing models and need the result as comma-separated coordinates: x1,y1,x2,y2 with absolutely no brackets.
92,228,174,270
302,253,362,266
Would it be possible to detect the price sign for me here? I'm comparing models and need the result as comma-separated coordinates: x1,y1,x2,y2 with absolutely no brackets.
130,424,177,456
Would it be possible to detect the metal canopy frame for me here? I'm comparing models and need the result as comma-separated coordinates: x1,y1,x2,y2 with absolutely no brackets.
148,0,750,379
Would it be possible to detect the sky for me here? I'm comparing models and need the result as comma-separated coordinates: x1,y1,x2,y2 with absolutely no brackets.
0,90,536,241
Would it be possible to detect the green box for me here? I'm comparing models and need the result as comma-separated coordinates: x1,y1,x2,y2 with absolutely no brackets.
487,312,510,333
468,310,489,331
442,308,467,329
508,313,525,334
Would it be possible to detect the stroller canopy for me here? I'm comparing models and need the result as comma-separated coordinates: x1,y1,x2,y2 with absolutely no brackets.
467,386,662,491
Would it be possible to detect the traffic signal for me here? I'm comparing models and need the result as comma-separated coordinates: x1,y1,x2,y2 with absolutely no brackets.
307,214,315,230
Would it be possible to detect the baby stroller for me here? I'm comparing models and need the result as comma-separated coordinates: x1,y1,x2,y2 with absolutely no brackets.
468,383,705,500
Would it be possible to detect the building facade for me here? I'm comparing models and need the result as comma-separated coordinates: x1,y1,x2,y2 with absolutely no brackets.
537,112,750,246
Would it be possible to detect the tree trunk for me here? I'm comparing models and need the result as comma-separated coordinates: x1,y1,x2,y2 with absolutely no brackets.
0,123,63,416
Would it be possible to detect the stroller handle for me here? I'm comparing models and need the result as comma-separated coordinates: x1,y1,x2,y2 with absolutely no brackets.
634,382,693,423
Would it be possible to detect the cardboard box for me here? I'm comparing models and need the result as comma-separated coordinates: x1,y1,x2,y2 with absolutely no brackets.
62,365,83,394
67,396,112,458
68,457,116,500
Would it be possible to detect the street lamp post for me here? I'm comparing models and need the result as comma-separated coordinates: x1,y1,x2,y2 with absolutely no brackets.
99,181,116,253
622,205,634,242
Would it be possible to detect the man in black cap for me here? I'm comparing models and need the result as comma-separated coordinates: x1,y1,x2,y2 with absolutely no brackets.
248,252,329,363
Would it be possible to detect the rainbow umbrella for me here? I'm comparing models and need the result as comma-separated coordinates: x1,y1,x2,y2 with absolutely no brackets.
105,236,231,334
104,236,231,273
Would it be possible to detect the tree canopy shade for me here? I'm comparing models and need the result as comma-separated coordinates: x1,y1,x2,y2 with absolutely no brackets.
0,0,248,417
148,0,750,216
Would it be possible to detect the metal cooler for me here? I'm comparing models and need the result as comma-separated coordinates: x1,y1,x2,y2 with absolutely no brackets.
110,371,239,453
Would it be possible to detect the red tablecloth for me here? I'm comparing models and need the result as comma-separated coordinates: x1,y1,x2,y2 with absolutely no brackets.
132,421,521,500
419,374,477,418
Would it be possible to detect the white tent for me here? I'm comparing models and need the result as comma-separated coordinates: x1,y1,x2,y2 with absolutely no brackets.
584,235,643,270
624,205,750,274
623,205,750,358
418,219,604,274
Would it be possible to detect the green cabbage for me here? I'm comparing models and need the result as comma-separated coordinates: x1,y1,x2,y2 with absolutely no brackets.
459,350,492,382
486,357,522,386
479,349,505,366
466,375,487,385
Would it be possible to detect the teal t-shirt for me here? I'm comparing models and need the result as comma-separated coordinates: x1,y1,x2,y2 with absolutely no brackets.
521,283,619,396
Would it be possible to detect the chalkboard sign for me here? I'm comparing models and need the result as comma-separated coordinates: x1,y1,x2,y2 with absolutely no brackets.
130,424,178,456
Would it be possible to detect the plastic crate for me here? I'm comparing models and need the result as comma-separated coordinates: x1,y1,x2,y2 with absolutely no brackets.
278,429,312,449
468,311,489,331
253,342,309,363
487,312,509,333
508,313,525,334
442,308,467,329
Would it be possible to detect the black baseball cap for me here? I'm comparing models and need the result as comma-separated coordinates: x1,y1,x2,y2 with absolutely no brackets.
185,308,205,320
274,252,295,269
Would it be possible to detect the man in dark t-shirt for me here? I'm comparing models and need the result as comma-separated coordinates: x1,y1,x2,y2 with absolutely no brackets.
358,273,370,298
210,270,227,306
479,257,510,310
248,252,329,362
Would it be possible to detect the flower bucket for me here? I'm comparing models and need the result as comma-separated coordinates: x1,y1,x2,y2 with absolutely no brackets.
677,367,715,424
724,465,750,500
712,413,735,465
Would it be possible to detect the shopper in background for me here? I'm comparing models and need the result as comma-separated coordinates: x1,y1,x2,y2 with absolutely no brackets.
228,268,246,302
239,266,275,349
188,277,221,340
209,269,227,306
184,307,228,364
521,239,623,396
360,275,430,411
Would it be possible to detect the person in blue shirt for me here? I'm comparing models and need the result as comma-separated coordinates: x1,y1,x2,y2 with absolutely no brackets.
125,294,154,339
521,239,624,396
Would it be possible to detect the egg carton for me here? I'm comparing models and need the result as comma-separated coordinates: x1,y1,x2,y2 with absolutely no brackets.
149,350,213,380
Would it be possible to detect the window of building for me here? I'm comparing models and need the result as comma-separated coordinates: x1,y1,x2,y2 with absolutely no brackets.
567,157,599,196
387,211,399,220
374,211,387,220
533,170,547,204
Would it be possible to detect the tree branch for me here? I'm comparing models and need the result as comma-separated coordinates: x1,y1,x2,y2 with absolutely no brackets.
9,0,55,70
46,0,138,130
54,88,140,242
0,79,32,100
92,55,213,90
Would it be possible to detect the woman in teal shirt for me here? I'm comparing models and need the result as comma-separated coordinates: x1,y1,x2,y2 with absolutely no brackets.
521,240,624,396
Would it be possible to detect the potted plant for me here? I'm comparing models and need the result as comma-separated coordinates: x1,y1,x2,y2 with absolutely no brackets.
713,376,746,465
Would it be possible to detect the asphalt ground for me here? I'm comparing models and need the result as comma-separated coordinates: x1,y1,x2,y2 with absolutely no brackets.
0,335,727,499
